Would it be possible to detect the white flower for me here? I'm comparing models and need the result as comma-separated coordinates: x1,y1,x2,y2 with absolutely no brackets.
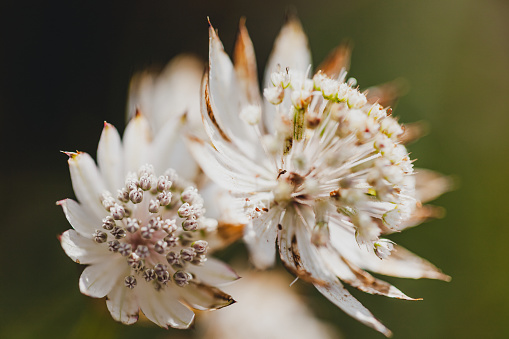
188,17,450,336
58,116,240,329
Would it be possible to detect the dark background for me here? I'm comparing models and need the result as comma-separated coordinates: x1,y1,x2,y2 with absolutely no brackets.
2,0,509,338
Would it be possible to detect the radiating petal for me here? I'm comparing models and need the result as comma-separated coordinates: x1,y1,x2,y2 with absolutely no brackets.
97,122,124,193
149,116,200,181
315,281,392,337
414,168,454,203
208,23,266,158
329,222,450,280
244,207,282,269
127,55,204,134
137,280,195,329
263,16,311,133
180,282,235,311
57,198,101,237
315,43,352,78
106,284,140,324
79,259,126,298
67,152,107,219
233,18,261,106
366,78,408,109
60,229,110,264
187,136,274,193
187,257,240,286
123,113,151,172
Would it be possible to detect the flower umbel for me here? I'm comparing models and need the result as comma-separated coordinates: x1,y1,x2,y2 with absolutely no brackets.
59,117,239,328
189,17,450,336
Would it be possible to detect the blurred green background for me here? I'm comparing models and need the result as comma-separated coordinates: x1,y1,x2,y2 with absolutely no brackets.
2,0,508,338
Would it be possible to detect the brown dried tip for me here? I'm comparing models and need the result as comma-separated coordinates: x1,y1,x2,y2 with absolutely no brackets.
316,42,353,78
399,121,430,145
366,78,409,108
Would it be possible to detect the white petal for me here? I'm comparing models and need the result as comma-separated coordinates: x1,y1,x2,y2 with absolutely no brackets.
244,207,282,269
263,17,311,133
57,199,101,238
187,257,240,286
123,114,152,172
329,222,450,281
207,24,266,158
127,55,204,135
179,282,235,311
106,283,140,324
315,281,392,337
60,229,110,264
67,152,107,219
149,118,200,182
97,122,124,193
79,259,126,298
137,280,195,329
187,136,273,193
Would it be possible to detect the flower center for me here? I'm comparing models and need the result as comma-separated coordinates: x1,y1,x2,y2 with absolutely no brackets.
92,164,210,290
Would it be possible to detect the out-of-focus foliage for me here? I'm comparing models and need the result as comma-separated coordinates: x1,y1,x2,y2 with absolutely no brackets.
2,0,508,338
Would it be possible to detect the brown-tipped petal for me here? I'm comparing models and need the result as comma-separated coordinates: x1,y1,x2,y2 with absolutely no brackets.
315,43,352,78
181,282,235,311
233,18,261,105
414,168,455,203
400,204,446,229
366,78,409,108
399,121,429,145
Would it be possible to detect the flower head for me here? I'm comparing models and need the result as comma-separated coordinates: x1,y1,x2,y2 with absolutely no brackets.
59,114,239,328
189,17,450,336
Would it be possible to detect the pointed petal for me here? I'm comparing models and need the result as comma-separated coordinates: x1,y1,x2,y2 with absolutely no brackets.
127,55,204,134
187,136,273,193
180,282,235,311
398,121,429,145
67,152,107,219
106,283,140,324
207,22,266,158
79,259,126,298
123,113,152,172
263,16,311,133
244,207,282,269
329,223,450,281
149,117,200,182
137,281,195,329
186,257,240,286
315,43,352,78
97,122,124,193
233,18,261,105
57,198,101,237
315,281,392,337
60,229,110,264
366,78,408,108
414,168,454,203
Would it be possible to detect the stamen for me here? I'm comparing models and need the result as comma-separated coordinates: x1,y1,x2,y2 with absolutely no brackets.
157,191,172,206
117,188,130,203
140,226,154,239
110,204,125,220
148,199,160,213
178,203,192,218
135,245,149,259
157,176,171,192
127,253,141,267
173,270,192,287
125,218,140,233
102,216,115,230
139,175,152,191
154,240,167,254
161,219,177,233
180,247,197,262
129,188,143,204
93,230,107,243
108,240,120,252
148,217,162,231
166,251,181,266
111,226,126,239
143,268,156,282
164,235,178,247
118,243,132,256
124,275,137,289
191,240,208,253
182,217,198,231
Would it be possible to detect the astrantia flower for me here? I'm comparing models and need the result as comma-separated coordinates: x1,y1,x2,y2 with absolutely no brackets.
58,115,239,328
188,18,450,336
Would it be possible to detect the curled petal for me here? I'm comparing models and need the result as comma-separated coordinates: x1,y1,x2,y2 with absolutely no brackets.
180,282,235,311
106,284,140,324
137,280,195,329
57,199,101,238
60,229,110,264
79,259,126,298
186,257,240,286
